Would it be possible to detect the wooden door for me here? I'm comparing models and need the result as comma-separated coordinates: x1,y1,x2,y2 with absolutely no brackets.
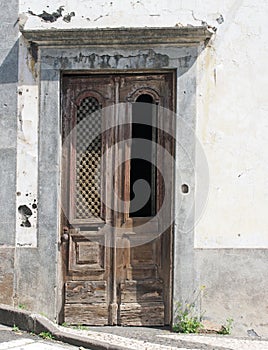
61,72,175,326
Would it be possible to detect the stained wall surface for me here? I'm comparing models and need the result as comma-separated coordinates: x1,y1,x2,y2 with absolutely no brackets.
0,0,18,305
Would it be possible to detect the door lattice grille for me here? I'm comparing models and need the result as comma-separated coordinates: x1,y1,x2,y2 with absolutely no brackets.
75,97,102,219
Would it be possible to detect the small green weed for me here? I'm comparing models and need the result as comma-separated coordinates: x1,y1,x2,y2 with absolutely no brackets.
61,322,69,327
39,332,54,340
12,325,20,332
173,286,206,334
217,318,233,335
173,302,203,334
18,304,26,310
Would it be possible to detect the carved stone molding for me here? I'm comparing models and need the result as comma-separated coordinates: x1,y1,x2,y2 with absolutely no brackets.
21,26,213,47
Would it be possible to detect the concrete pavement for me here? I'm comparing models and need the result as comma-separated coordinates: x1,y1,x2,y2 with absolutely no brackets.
59,326,268,350
0,324,85,349
1,304,268,350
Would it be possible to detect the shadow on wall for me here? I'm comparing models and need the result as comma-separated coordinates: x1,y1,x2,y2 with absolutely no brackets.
0,39,19,84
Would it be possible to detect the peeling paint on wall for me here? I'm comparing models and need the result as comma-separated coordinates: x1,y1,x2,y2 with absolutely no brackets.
27,6,76,23
42,49,170,70
26,42,38,79
28,6,64,23
18,204,32,227
63,12,75,23
19,0,226,30
15,35,38,248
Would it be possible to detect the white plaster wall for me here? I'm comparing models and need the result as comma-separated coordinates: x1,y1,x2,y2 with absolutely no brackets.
195,0,268,248
18,0,268,248
16,36,38,247
19,0,224,30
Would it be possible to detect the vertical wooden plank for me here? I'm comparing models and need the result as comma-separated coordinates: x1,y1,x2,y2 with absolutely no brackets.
108,76,120,325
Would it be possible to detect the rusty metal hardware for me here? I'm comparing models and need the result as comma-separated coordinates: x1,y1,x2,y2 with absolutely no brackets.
61,226,69,242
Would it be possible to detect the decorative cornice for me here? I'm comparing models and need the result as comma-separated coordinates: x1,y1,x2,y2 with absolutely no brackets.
20,26,213,47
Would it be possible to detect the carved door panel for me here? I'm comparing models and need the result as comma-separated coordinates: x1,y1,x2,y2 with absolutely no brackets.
116,74,174,325
61,73,174,326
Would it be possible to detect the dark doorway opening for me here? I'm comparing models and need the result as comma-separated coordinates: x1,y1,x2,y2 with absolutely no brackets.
130,94,157,217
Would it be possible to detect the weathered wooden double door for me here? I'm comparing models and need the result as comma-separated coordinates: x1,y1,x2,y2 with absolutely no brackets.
61,72,174,326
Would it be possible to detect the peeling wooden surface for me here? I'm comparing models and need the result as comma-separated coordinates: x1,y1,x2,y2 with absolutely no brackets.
62,72,174,325
119,302,165,326
120,280,164,303
64,303,108,325
65,281,107,303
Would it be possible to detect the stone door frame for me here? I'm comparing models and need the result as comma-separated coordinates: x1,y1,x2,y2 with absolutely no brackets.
21,26,212,323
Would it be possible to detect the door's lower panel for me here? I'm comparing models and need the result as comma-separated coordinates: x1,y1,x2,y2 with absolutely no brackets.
64,303,108,325
119,279,165,326
120,279,164,303
65,281,107,303
119,302,164,326
64,280,108,325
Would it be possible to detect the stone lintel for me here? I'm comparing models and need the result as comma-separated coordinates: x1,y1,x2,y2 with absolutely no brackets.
21,26,213,47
